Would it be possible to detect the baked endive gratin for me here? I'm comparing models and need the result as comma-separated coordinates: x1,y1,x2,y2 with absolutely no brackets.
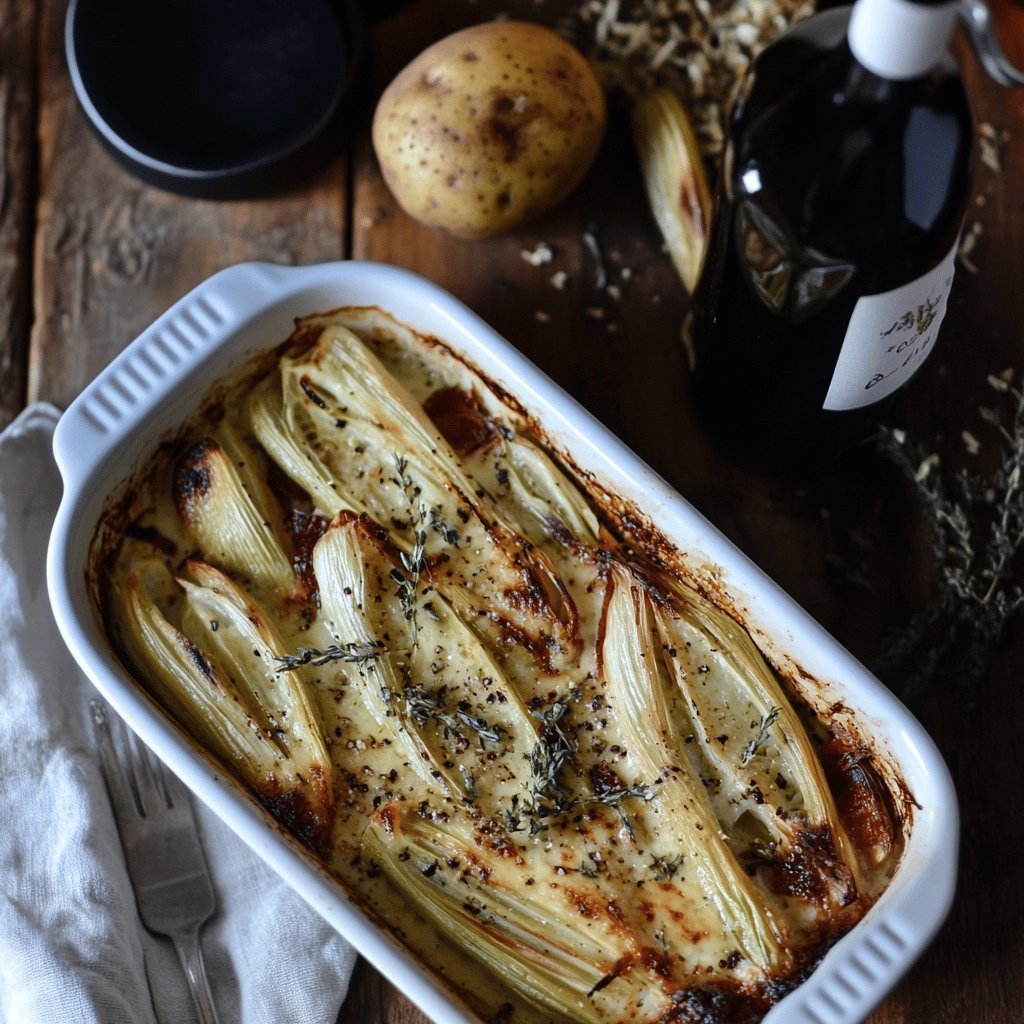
93,307,906,1024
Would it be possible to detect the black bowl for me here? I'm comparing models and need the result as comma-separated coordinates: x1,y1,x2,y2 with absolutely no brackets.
66,0,366,198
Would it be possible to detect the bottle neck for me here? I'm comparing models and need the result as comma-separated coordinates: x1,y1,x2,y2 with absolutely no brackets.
848,0,958,79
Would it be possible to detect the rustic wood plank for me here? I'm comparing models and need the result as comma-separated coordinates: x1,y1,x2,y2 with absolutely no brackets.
342,959,430,1024
0,0,38,429
28,0,349,412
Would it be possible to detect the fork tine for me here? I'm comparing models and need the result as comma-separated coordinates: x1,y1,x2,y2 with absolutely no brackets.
92,700,142,821
155,754,193,811
124,727,169,818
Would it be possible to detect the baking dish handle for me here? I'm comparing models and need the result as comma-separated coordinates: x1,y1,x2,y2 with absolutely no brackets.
51,262,311,490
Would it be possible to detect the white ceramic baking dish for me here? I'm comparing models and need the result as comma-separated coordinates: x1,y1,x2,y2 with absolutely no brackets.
47,260,957,1024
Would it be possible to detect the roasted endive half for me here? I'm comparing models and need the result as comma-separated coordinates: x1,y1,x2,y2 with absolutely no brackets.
117,557,334,851
173,424,294,595
599,562,787,972
609,555,864,911
246,322,583,670
420,384,600,551
246,321,477,527
312,512,540,814
363,808,658,1024
632,86,713,294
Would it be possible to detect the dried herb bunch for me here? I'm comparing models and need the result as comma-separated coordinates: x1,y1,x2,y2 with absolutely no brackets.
877,371,1024,706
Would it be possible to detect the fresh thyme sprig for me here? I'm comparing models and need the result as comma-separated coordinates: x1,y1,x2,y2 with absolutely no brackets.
592,781,659,840
530,698,576,796
393,453,417,506
391,522,427,638
404,685,502,749
519,691,657,836
740,707,782,767
877,371,1024,706
391,453,429,651
274,641,385,671
525,689,581,833
591,782,659,807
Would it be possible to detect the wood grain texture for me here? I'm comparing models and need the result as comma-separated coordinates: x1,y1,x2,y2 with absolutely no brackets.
342,959,429,1024
28,0,349,413
13,0,1024,1021
0,0,38,429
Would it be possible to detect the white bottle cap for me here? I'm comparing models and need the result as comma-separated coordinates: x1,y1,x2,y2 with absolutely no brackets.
848,0,958,79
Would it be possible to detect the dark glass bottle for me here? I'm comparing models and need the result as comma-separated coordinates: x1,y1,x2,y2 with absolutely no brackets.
689,0,973,477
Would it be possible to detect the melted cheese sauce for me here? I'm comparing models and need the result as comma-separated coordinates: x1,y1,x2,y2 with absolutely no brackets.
95,307,904,1024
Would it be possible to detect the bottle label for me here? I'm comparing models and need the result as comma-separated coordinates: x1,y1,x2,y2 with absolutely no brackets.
822,240,958,411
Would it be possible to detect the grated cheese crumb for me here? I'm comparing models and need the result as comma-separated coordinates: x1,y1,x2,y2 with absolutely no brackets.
958,220,983,274
522,243,555,267
978,122,1008,174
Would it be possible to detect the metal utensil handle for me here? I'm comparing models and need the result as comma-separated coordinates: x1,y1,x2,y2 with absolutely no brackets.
172,924,222,1024
958,0,1024,86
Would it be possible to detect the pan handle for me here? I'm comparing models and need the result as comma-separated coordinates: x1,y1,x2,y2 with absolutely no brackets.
50,262,306,490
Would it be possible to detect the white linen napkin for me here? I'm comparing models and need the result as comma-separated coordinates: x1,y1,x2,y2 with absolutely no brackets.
0,404,358,1024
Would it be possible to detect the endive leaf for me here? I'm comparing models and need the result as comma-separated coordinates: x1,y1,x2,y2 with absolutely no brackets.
498,432,600,549
246,376,348,518
364,810,646,1024
599,564,786,972
313,515,540,812
632,86,712,293
636,556,862,907
173,431,294,594
118,559,293,793
178,562,329,763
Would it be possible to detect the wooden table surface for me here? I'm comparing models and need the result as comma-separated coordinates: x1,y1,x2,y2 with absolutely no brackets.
3,1,1022,1022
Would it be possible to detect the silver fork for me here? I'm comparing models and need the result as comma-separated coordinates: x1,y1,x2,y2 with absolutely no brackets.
92,700,222,1024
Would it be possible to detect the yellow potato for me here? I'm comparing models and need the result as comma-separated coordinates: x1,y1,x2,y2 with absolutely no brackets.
372,21,606,238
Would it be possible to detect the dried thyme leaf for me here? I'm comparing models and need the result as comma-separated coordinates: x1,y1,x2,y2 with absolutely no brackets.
391,452,429,651
592,781,658,806
739,706,781,767
650,852,684,880
404,685,503,749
